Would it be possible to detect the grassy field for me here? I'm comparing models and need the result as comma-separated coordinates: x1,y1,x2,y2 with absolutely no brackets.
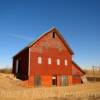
85,69,100,77
0,73,100,100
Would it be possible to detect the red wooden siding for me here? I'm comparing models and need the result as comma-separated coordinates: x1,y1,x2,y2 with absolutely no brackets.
12,27,85,87
72,62,84,84
29,29,72,76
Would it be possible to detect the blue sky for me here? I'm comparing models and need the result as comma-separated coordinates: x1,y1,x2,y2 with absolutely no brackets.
0,0,100,69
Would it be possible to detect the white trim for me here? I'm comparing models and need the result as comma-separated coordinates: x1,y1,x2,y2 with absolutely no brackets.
48,58,51,65
28,48,30,76
57,59,60,66
52,76,56,79
65,59,68,66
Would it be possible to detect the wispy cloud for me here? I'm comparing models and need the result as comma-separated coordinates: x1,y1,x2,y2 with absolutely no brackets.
8,34,34,41
0,64,11,69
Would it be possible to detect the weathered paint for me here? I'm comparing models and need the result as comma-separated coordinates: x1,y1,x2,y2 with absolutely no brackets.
72,62,84,84
29,29,72,76
12,28,85,87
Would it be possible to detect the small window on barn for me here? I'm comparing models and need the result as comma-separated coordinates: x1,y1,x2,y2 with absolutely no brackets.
48,58,51,65
57,59,60,66
38,57,42,64
65,59,68,66
53,32,55,38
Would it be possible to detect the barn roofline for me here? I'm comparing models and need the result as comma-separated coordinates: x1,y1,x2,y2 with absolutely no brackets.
13,27,74,58
72,61,85,74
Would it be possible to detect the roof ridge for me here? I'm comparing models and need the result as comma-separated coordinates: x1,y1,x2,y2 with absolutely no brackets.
13,27,74,58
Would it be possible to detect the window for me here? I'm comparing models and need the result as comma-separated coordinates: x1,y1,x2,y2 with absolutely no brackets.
65,59,68,66
48,58,51,64
53,32,55,38
38,57,42,64
57,59,60,66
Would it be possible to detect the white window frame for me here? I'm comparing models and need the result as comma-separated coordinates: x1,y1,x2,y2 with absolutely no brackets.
57,59,60,66
38,57,42,64
52,76,56,79
48,58,51,65
65,59,68,66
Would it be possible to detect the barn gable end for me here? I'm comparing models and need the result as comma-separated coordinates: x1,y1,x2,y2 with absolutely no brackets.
13,27,74,58
29,27,74,55
28,28,74,76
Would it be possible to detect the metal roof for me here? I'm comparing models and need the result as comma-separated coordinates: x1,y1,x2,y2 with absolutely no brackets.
72,61,85,74
13,27,74,58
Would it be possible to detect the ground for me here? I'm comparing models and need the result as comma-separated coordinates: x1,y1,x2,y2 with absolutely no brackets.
0,73,100,100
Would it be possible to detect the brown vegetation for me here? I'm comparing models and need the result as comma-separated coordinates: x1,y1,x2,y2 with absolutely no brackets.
0,68,12,74
0,73,100,100
84,67,100,77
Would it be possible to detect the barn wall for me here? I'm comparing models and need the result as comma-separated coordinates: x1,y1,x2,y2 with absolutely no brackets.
72,63,84,84
29,30,72,76
68,75,73,85
12,48,29,80
41,75,52,86
28,75,70,87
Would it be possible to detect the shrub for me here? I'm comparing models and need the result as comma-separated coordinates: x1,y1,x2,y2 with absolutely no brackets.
0,68,12,74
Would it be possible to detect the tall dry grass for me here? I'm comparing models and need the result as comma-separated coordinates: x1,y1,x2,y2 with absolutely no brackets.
0,68,12,74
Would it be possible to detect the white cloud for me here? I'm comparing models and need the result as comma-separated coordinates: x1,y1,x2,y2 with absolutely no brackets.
8,34,34,41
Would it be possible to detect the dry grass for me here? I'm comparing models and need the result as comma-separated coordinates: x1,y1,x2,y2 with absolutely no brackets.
84,69,100,77
0,73,100,100
0,68,12,74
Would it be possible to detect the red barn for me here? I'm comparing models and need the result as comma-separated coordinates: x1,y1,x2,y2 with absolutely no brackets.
12,27,85,87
